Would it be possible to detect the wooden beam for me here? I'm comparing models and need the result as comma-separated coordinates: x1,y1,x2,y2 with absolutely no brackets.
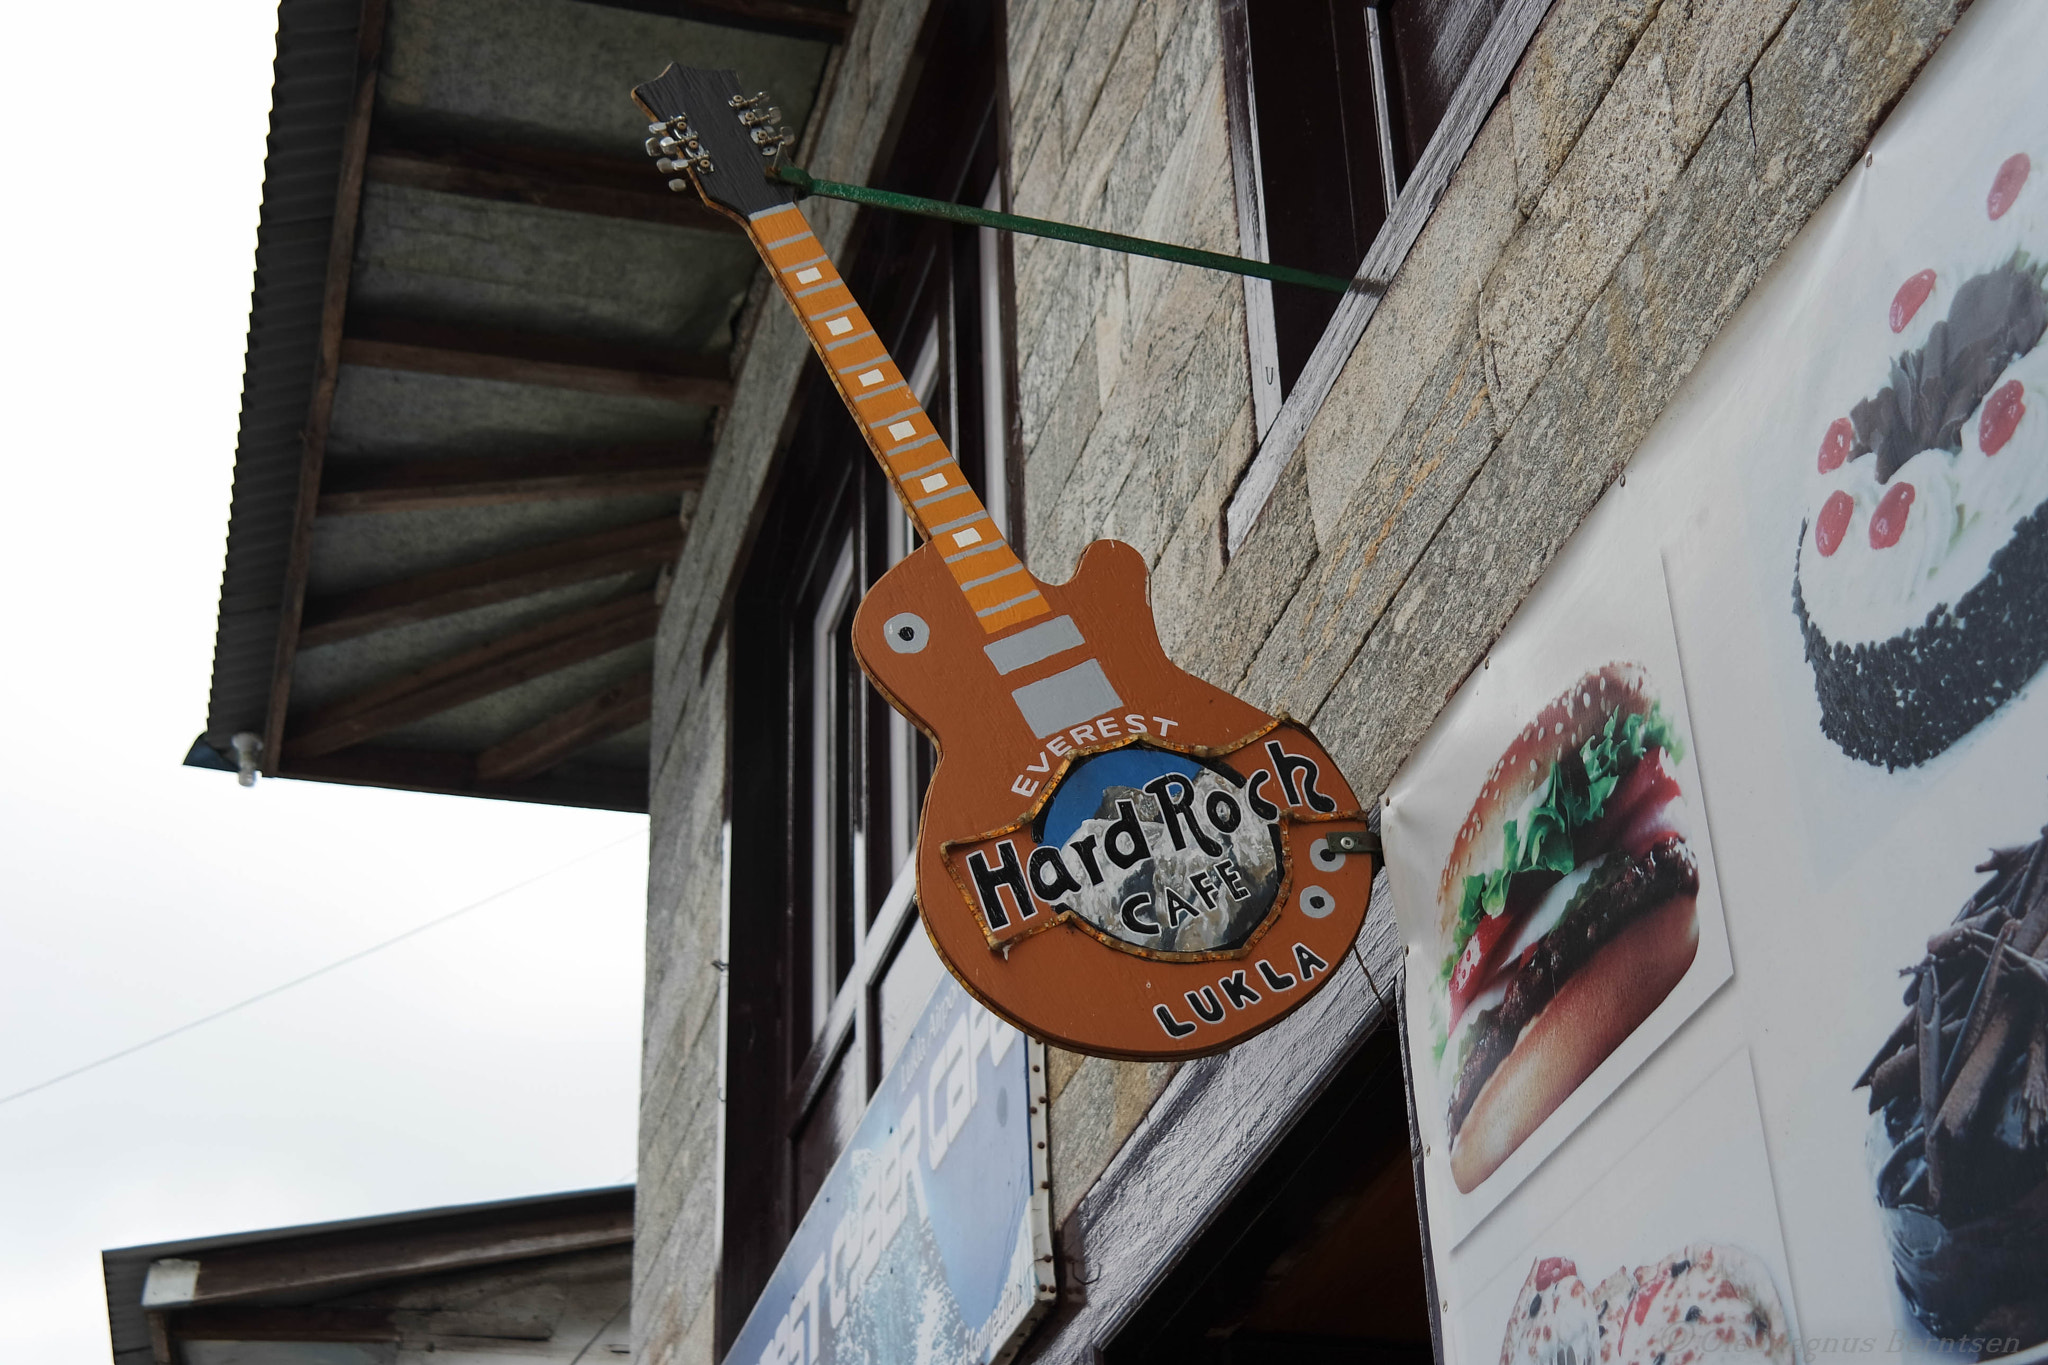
280,745,648,812
477,671,652,781
168,1305,556,1344
288,595,659,759
298,517,680,648
574,0,852,42
156,1197,632,1307
317,444,705,515
364,134,740,232
340,317,731,406
261,0,390,775
170,1308,398,1343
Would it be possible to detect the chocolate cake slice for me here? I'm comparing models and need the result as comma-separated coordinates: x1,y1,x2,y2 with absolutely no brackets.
1856,826,2048,1350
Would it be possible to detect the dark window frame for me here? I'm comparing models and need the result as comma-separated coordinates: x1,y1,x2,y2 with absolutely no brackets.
715,0,1019,1352
1220,0,1556,554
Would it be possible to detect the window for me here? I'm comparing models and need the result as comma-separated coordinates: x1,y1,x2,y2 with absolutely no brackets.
1222,0,1508,430
717,0,1015,1348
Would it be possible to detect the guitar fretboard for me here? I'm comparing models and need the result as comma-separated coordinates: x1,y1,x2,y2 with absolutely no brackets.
747,202,1050,635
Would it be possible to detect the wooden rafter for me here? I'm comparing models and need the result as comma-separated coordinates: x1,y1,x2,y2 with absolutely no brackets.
298,518,681,649
261,0,390,774
317,444,706,515
168,1303,559,1345
577,0,852,42
476,671,653,782
142,1199,632,1307
340,316,732,406
365,133,740,231
170,1308,401,1344
280,746,648,811
288,595,659,759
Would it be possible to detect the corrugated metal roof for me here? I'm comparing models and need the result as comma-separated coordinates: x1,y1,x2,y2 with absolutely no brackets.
198,0,366,755
192,0,836,807
102,1184,633,1365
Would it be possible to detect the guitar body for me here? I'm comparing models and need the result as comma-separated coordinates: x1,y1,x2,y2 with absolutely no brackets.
856,538,1374,1058
633,63,1375,1057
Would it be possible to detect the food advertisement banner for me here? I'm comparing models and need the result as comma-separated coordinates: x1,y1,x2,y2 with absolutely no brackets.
726,975,1053,1365
1382,3,2048,1363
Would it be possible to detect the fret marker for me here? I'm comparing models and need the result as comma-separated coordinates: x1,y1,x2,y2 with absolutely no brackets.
888,421,918,441
826,316,855,336
919,472,949,492
953,527,984,548
858,369,885,387
796,267,823,284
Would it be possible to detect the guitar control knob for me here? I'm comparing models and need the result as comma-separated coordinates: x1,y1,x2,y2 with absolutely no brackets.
882,612,930,654
1309,836,1346,871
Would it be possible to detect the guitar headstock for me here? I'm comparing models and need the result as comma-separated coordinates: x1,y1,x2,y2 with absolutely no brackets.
632,64,797,220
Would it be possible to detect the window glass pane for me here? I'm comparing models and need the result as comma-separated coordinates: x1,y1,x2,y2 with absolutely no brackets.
1384,0,1505,169
1246,0,1390,395
808,536,859,1033
831,583,861,988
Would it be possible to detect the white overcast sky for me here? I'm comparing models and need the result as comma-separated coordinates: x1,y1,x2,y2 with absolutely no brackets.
0,7,649,1360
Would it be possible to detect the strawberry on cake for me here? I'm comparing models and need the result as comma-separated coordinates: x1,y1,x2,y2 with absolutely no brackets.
1794,152,2048,769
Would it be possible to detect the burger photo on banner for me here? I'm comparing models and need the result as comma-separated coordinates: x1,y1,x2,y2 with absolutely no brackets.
1386,556,1733,1240
1435,663,1701,1196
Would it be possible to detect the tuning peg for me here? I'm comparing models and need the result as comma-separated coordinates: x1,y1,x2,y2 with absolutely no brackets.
647,121,667,134
645,136,662,156
729,92,768,109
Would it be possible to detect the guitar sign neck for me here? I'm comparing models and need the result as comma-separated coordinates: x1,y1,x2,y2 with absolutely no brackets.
745,201,1049,634
631,61,1046,636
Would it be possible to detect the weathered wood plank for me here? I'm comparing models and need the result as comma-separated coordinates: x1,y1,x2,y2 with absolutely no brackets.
475,670,653,782
168,1201,633,1306
1028,879,1404,1357
297,518,680,648
170,1307,398,1343
317,445,706,515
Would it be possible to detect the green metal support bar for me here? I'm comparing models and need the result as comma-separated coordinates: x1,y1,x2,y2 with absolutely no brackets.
770,164,1353,295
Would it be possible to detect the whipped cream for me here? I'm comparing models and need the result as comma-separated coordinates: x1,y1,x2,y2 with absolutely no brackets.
1800,344,2048,646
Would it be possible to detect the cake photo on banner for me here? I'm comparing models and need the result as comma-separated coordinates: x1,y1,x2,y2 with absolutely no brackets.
1854,814,2048,1350
1480,1050,1798,1365
1386,554,1734,1240
1793,147,2048,770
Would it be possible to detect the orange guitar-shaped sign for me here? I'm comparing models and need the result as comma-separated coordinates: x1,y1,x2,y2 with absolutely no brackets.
634,64,1376,1058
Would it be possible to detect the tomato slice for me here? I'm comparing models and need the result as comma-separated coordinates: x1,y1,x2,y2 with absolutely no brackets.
1447,874,1554,1023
